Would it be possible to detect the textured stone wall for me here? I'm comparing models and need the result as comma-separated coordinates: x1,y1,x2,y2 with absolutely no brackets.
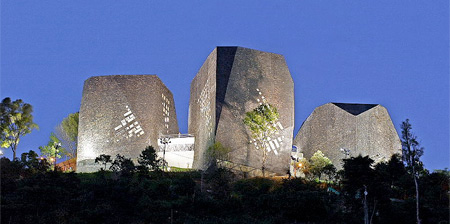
293,103,401,169
77,75,179,172
188,49,217,170
189,47,295,174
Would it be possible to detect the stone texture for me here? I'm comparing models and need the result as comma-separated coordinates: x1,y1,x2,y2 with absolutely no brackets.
189,47,295,174
293,103,401,169
77,75,179,172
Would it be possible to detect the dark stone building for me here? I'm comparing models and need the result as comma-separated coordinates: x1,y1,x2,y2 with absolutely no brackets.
293,103,401,169
188,47,294,175
77,75,179,172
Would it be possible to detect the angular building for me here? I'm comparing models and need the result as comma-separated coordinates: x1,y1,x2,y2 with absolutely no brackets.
77,75,179,172
293,103,401,169
188,47,294,175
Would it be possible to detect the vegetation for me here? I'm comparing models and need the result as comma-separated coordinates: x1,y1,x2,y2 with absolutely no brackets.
94,154,112,170
206,141,231,167
137,145,163,172
341,155,378,223
243,103,279,177
55,112,79,159
109,154,136,176
39,132,67,163
294,150,336,182
293,157,310,177
401,119,424,224
0,97,38,159
1,148,448,224
94,146,165,175
309,150,335,181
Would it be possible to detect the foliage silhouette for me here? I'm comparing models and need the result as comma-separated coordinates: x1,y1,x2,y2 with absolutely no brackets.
1,148,448,224
95,154,112,170
137,145,162,172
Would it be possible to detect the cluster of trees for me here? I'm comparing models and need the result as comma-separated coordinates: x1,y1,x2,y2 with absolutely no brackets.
0,97,78,164
39,112,79,162
2,149,448,224
293,150,336,181
94,146,165,176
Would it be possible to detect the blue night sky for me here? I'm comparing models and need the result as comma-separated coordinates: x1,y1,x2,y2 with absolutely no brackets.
1,1,449,171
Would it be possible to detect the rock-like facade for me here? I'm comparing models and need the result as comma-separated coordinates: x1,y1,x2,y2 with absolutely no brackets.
293,103,401,169
77,75,179,172
188,47,295,174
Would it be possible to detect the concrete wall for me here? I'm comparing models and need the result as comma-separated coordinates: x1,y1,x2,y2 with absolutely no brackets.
293,103,401,169
77,75,179,172
189,47,295,174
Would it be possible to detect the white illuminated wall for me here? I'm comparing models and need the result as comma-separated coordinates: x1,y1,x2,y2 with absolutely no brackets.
157,135,195,168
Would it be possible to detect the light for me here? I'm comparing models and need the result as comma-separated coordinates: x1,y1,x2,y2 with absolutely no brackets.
158,135,172,172
50,158,54,162
298,163,303,168
82,141,96,159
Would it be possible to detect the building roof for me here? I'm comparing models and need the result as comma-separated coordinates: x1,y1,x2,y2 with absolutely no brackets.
331,103,379,116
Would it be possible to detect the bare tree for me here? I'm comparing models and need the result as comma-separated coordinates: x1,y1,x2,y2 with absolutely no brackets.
55,124,76,159
55,112,78,159
401,119,424,224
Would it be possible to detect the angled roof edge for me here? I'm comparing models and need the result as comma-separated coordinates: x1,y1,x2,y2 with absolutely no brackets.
331,103,379,116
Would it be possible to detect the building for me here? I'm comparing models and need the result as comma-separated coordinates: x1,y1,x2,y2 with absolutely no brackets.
77,75,179,172
74,49,403,176
188,47,295,175
56,158,77,172
293,103,401,169
157,134,195,169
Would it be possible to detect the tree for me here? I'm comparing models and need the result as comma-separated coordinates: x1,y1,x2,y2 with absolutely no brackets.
39,133,67,162
110,154,135,176
0,97,39,159
243,103,279,176
206,141,231,167
342,155,375,192
342,156,377,224
374,154,407,198
20,150,51,173
137,146,162,172
55,112,78,159
95,154,112,170
401,119,424,224
322,163,337,183
294,157,310,178
309,150,334,181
